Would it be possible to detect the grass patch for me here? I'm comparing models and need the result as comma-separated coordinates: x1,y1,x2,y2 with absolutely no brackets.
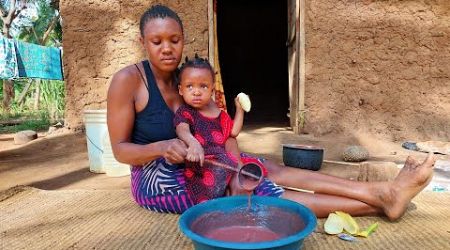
0,111,51,134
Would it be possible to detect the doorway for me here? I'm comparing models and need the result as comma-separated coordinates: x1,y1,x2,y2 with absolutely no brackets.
216,0,289,125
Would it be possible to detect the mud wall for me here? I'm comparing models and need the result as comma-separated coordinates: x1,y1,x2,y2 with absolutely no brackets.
304,0,450,141
61,0,449,141
60,0,208,130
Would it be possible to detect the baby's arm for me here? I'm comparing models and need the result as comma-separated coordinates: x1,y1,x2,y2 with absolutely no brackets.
176,123,204,166
225,137,248,196
230,97,244,137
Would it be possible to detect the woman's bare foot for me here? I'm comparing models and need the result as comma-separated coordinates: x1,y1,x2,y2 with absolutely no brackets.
382,153,436,220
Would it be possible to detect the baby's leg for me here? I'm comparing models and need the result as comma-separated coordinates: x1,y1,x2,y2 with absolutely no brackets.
185,160,230,203
227,173,248,196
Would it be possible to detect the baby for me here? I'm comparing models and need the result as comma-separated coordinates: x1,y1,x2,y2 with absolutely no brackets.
174,55,248,204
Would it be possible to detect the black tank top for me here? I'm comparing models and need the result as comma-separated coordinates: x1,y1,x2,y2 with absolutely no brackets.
131,60,177,145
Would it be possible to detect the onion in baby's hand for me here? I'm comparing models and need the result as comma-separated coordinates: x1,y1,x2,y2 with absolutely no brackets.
237,93,251,112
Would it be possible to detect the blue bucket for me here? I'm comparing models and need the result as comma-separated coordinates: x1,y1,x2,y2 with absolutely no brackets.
179,196,317,250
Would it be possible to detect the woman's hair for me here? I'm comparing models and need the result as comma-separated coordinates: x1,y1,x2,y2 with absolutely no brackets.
139,4,184,37
178,54,215,84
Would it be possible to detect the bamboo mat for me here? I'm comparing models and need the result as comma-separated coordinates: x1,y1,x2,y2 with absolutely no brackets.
1,186,449,250
304,192,450,250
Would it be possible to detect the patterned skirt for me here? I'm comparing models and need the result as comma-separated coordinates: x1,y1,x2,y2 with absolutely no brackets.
131,153,284,214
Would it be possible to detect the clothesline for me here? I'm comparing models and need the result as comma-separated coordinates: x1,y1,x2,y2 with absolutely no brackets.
0,35,64,81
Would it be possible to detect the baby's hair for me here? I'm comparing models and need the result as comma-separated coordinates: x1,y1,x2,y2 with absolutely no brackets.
178,54,215,84
139,4,184,37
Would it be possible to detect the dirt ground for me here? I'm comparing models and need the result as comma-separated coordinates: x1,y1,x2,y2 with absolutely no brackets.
0,130,129,192
1,123,448,194
1,123,450,250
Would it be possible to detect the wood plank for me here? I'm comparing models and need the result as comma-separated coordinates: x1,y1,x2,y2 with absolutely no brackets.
207,0,214,66
287,0,299,131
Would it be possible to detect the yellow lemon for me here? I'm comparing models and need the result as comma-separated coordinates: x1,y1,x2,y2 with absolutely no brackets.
335,211,360,235
324,213,344,235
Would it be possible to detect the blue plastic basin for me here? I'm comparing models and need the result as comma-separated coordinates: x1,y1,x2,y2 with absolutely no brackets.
179,196,317,250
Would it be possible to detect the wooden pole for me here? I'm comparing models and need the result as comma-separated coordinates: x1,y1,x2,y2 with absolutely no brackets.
298,0,306,131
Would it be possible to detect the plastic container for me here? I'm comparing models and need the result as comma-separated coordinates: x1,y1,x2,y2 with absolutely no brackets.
84,109,107,173
102,133,130,177
179,196,317,250
83,109,130,176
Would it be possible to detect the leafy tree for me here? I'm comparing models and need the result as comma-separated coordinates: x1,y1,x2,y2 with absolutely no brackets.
1,0,61,113
18,0,61,46
1,0,27,112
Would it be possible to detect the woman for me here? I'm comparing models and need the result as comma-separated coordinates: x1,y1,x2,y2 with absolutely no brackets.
107,4,436,219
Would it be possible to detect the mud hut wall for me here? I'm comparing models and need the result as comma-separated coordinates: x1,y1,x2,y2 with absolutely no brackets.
304,0,450,141
60,0,208,130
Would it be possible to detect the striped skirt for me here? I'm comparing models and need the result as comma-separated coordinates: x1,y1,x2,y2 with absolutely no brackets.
131,153,284,214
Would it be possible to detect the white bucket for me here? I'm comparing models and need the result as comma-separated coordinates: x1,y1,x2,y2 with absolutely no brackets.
83,109,130,177
103,133,131,177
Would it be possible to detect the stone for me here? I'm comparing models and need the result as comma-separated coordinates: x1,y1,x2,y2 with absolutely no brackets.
14,130,38,145
342,145,370,162
47,126,58,135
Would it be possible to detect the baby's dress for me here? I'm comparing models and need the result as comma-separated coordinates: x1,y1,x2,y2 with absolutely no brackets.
174,104,237,204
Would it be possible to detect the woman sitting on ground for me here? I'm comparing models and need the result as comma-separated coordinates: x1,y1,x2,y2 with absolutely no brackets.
107,4,436,220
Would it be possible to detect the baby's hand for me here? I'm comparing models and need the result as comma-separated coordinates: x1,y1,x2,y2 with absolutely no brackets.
186,140,205,166
234,97,244,113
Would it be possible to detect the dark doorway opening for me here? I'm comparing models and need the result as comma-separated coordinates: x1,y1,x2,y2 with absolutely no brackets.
217,0,289,125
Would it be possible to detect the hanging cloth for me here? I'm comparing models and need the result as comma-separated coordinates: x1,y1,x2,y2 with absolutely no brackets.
0,35,19,79
15,40,64,80
212,0,227,112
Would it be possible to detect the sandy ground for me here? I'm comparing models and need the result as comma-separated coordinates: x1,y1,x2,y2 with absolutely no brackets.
1,123,450,250
1,123,448,194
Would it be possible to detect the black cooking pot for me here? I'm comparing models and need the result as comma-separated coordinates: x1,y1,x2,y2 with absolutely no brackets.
282,144,324,171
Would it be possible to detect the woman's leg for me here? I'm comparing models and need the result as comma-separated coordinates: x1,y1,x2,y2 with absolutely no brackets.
283,190,381,218
131,159,194,214
265,153,436,220
250,177,381,218
225,138,435,220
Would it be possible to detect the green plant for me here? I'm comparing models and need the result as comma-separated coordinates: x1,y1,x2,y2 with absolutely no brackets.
8,80,64,119
0,110,50,133
39,80,65,121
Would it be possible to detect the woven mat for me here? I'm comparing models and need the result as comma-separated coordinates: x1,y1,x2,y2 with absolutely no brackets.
1,187,449,250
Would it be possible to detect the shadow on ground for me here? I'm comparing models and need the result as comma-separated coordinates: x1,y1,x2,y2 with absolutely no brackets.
0,132,129,192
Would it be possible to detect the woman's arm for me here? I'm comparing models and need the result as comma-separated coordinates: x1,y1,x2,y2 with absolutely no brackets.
230,97,244,137
176,123,204,165
107,67,187,165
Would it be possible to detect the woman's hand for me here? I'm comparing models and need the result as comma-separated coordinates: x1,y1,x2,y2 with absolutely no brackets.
162,138,188,164
186,140,205,166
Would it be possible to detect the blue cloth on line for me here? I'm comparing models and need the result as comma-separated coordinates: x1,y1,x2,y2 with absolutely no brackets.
15,41,63,80
0,35,19,79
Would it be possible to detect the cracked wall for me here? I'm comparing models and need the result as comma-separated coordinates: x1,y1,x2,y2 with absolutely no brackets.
304,0,450,141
